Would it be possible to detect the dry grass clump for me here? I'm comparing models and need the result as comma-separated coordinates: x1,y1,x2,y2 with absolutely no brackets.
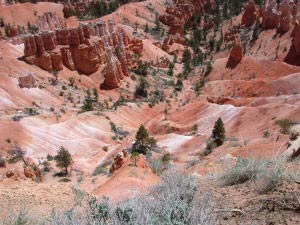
219,157,299,194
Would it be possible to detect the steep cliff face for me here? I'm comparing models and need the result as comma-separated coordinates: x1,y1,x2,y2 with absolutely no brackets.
23,21,142,89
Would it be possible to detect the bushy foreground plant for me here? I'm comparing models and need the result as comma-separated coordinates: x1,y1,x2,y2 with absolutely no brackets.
47,170,218,225
6,171,218,225
220,157,299,193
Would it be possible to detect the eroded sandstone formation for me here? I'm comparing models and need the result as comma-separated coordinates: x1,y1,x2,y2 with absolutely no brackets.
226,35,243,69
110,150,128,173
284,20,300,66
37,12,66,31
242,0,298,34
241,0,259,27
18,73,38,88
160,0,215,51
23,20,142,89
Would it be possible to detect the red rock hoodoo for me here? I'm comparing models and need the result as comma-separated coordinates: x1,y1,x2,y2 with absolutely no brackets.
226,35,243,69
110,150,128,173
284,20,300,66
23,20,142,89
159,0,215,51
241,0,259,27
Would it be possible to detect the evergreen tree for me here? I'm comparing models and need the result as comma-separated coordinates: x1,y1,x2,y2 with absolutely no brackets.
182,48,192,77
251,18,260,44
81,89,94,111
132,125,154,155
167,62,175,76
154,13,161,32
93,88,98,102
211,118,225,146
135,77,149,98
54,146,73,175
144,23,149,33
131,151,140,167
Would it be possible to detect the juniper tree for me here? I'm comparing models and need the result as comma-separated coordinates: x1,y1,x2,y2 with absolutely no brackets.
54,146,73,175
211,117,225,146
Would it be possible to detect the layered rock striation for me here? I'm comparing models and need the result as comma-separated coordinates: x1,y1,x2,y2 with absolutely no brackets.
23,20,143,89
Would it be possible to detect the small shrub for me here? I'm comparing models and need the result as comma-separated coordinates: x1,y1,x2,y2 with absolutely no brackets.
0,157,6,167
161,153,171,163
220,157,297,193
220,157,261,186
102,146,108,152
92,161,110,176
263,130,270,138
7,145,26,164
289,130,299,141
276,119,292,134
42,161,51,172
59,178,71,182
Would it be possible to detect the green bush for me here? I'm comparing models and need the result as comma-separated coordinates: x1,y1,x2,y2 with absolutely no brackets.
276,119,292,134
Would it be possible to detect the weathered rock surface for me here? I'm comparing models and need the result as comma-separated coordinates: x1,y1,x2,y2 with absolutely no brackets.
6,170,14,178
18,73,38,88
160,0,215,50
37,12,66,31
110,150,128,173
23,20,142,88
284,21,300,66
261,0,280,30
241,0,259,27
226,36,243,69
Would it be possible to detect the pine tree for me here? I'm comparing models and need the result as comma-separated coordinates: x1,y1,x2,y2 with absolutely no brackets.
144,23,149,33
154,13,161,32
211,118,225,146
54,146,73,175
182,48,192,77
251,18,260,45
131,151,140,167
167,62,175,76
93,88,98,102
132,125,155,155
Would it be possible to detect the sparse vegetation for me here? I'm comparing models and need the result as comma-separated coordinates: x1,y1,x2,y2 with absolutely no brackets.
131,125,156,155
211,117,225,147
220,157,298,194
276,119,292,134
54,146,73,175
135,77,149,98
46,171,218,225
